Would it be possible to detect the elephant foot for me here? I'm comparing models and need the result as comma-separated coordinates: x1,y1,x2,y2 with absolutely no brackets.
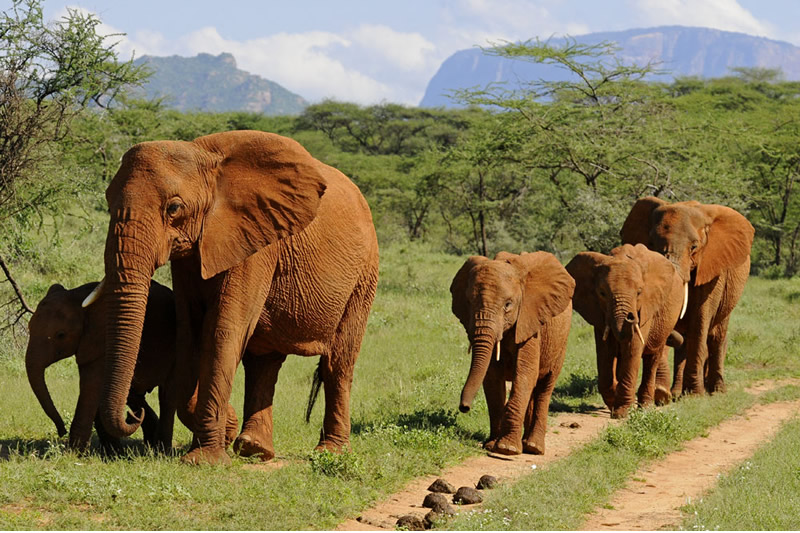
314,440,350,454
490,436,523,456
233,433,275,462
482,438,498,451
522,440,544,455
611,405,632,419
705,376,726,395
181,446,231,466
654,386,672,406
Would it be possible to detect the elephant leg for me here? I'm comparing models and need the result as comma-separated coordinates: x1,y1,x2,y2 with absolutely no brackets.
522,370,558,455
316,274,376,453
234,351,286,461
654,346,672,405
493,341,539,456
683,320,711,396
671,344,687,398
595,329,617,411
612,339,642,419
482,357,506,450
705,316,730,394
156,382,176,453
638,352,657,408
127,391,159,448
70,359,105,451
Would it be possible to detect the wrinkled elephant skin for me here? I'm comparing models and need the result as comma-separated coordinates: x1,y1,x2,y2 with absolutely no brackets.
621,197,754,396
94,130,379,465
25,281,177,451
450,251,574,455
567,244,685,418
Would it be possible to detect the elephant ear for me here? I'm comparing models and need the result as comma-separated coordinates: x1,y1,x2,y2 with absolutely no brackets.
511,252,576,344
195,131,328,279
620,196,667,245
450,256,489,332
628,244,675,327
45,284,66,297
565,252,607,328
695,204,755,286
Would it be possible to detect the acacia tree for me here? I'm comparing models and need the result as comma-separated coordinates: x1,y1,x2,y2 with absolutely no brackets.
0,0,147,323
452,39,681,253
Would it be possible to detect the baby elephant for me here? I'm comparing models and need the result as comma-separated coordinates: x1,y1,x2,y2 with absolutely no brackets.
450,251,575,455
566,244,686,418
26,281,177,451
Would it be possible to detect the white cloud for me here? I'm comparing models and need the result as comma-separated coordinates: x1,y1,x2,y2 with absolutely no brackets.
350,25,436,72
631,0,773,37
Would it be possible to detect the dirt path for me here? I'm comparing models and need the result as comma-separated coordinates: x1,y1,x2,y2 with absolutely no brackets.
337,408,614,530
582,388,800,530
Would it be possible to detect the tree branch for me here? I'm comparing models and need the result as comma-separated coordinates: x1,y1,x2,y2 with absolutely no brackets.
0,252,33,314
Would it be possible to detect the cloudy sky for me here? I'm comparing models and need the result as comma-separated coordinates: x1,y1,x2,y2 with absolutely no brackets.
7,0,800,105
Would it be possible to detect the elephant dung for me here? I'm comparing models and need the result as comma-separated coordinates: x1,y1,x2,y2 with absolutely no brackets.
476,474,498,490
453,486,483,505
396,514,426,531
423,492,456,515
424,510,452,529
427,478,456,493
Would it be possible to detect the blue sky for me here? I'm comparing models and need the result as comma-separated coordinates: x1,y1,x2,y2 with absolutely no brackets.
5,0,800,105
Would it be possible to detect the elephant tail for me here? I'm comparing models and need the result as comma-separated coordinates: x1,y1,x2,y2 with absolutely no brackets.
305,360,323,423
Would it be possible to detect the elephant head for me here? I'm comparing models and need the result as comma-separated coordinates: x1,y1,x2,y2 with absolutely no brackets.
26,283,98,437
86,131,327,438
450,251,575,413
620,197,754,286
567,244,678,344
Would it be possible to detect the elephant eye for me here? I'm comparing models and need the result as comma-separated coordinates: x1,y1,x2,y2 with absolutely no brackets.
690,242,699,251
166,202,182,217
504,300,513,311
55,331,66,340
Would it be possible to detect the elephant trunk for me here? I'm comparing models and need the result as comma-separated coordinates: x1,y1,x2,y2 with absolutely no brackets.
611,298,638,341
460,324,497,413
100,222,157,439
25,351,66,437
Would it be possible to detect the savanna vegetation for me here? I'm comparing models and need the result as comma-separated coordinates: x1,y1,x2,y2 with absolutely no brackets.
2,0,800,530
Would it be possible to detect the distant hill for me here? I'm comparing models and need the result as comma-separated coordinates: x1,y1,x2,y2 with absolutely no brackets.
421,26,800,107
132,53,308,115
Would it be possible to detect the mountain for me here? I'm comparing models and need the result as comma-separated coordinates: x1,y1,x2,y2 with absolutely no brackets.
132,53,308,115
420,26,800,108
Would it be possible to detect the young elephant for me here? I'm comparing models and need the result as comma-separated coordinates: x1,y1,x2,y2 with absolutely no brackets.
566,244,686,418
25,281,178,451
450,251,575,455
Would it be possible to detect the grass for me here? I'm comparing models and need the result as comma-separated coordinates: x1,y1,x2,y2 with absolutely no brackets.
2,208,800,529
681,416,800,531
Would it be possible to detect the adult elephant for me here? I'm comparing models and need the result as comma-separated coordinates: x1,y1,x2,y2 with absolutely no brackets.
566,244,686,418
450,251,574,455
26,281,178,451
620,197,754,396
85,130,379,465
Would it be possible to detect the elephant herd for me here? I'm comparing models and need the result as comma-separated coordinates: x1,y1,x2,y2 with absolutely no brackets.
24,130,754,464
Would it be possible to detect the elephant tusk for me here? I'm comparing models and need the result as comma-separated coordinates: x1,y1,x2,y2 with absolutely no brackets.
496,341,501,362
679,282,688,320
634,322,645,345
82,277,106,308
602,325,610,341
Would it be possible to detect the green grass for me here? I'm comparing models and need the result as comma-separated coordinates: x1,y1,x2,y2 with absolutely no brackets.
2,211,799,529
681,416,800,531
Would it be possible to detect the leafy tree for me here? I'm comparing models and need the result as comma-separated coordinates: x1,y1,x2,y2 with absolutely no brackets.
0,0,147,321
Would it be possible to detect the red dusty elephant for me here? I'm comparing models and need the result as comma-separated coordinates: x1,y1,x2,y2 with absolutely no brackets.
621,197,754,396
566,244,686,418
450,251,575,455
84,130,379,465
26,281,177,451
